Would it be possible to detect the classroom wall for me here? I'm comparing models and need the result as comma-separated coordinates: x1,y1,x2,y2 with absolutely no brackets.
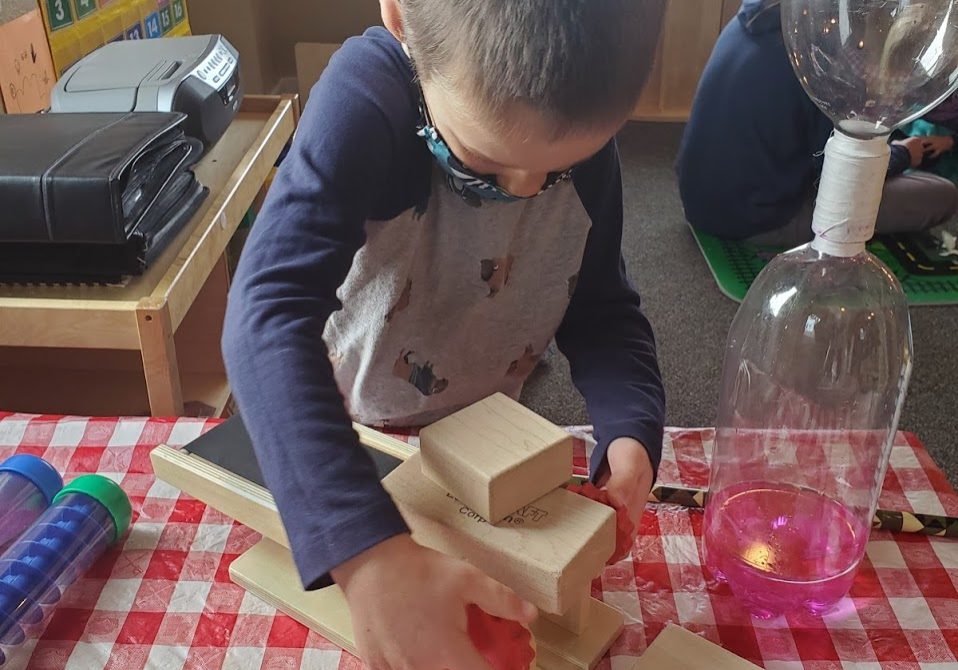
187,0,381,95
189,0,739,120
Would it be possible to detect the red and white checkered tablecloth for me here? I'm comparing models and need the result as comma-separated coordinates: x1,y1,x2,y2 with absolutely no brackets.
0,412,956,670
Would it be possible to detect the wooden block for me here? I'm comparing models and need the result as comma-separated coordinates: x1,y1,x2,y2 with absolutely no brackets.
383,453,613,615
633,624,761,669
420,393,573,524
230,539,357,654
530,599,623,670
150,445,290,547
231,538,623,670
541,594,591,635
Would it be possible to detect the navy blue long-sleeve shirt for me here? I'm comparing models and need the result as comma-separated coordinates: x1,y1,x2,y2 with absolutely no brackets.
222,27,664,591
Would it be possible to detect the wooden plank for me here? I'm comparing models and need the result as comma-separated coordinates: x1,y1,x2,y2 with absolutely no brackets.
229,539,361,657
633,624,761,669
383,454,614,615
529,599,623,670
230,538,623,670
541,594,591,635
136,299,183,417
352,423,418,461
150,445,291,546
149,424,415,547
420,393,572,524
0,302,138,349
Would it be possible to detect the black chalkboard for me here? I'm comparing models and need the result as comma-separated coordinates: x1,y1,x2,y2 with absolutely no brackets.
184,414,403,486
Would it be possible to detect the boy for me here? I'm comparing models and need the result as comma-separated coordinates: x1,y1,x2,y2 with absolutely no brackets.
223,1,666,667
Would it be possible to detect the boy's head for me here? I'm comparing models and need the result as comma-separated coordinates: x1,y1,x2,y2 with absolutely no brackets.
381,0,665,197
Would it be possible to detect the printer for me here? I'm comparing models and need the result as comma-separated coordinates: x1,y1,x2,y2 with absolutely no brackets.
51,35,243,149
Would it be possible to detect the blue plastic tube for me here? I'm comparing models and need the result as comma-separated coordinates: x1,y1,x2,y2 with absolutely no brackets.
0,475,131,665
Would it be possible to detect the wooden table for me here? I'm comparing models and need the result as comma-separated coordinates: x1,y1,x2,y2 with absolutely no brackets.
0,95,296,418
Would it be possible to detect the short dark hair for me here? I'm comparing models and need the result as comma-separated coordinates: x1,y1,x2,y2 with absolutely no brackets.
402,0,665,133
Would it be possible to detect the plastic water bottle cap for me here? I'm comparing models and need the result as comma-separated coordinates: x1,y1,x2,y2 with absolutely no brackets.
0,455,63,505
53,475,132,544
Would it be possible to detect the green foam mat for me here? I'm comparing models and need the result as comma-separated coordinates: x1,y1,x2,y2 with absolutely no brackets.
691,226,958,306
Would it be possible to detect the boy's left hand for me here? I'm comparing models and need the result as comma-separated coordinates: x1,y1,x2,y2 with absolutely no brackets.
600,437,654,526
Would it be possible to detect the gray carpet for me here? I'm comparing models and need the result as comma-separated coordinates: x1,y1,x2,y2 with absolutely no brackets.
521,121,958,487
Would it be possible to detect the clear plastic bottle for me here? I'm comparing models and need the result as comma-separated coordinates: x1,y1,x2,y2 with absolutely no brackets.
704,247,912,617
703,0,958,619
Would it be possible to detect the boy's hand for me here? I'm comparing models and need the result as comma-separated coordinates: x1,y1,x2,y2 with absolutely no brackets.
894,137,927,168
601,437,654,526
332,534,537,670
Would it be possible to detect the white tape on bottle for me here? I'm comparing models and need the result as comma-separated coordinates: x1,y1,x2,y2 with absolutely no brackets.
811,131,890,257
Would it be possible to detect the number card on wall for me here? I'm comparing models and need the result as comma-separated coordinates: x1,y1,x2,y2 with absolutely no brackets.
158,4,172,33
144,10,161,38
125,21,144,39
45,0,74,30
171,0,185,25
73,0,97,20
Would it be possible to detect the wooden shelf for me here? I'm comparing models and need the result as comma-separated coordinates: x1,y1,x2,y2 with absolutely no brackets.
630,0,735,122
0,95,295,349
0,95,296,418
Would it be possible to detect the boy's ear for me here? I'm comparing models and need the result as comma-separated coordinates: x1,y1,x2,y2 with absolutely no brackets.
380,0,405,43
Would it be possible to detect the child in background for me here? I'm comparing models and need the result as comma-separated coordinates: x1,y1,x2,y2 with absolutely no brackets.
901,92,958,187
223,1,666,667
677,0,958,246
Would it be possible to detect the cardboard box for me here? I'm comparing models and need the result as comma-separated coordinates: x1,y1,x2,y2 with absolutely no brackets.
383,453,614,615
0,0,49,113
294,42,340,107
420,393,573,524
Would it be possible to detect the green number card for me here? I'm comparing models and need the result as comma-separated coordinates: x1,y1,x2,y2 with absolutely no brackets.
46,0,75,30
171,0,185,24
74,0,97,20
159,5,172,33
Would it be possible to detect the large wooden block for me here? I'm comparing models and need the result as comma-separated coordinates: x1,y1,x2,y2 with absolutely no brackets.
230,538,624,670
633,624,761,669
383,453,614,615
541,594,591,635
420,393,573,524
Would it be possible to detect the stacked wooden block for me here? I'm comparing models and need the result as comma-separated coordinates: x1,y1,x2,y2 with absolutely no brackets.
381,393,624,667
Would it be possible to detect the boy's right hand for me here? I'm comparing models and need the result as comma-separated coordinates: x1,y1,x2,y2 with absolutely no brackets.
332,534,537,670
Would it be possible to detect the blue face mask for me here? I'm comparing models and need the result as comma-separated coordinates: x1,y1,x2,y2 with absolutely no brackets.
417,95,573,207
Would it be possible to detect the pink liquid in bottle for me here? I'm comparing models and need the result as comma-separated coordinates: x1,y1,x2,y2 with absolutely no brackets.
704,481,868,619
